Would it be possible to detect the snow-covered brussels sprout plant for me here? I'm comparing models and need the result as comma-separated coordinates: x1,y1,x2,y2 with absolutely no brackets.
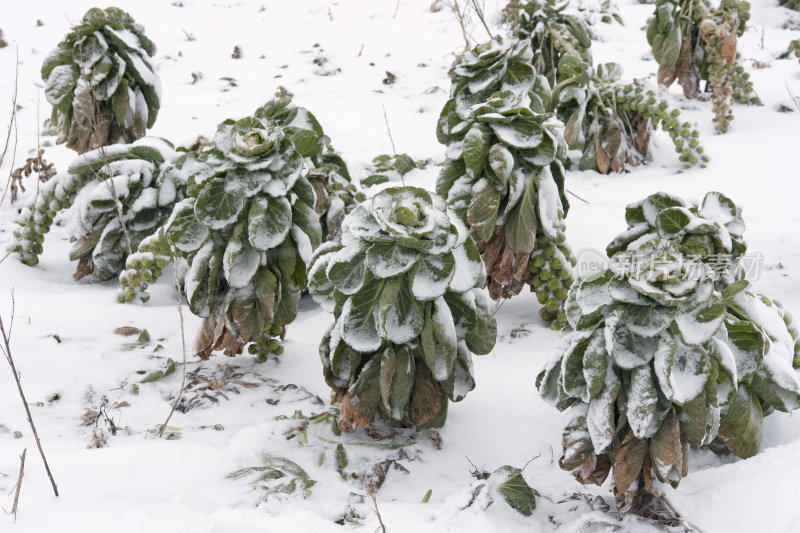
120,113,322,360
120,95,358,305
607,191,800,365
538,238,800,513
307,187,496,431
505,0,594,88
552,57,707,172
505,1,707,172
647,0,760,133
42,7,160,154
254,93,364,242
10,137,179,282
437,36,575,328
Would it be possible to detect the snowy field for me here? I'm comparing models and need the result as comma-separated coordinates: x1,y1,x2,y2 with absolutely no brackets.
1,0,800,531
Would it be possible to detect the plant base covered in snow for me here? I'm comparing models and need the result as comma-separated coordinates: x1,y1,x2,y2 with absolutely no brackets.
308,187,496,431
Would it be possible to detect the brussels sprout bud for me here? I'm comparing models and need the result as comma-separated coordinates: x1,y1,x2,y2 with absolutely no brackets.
536,289,549,304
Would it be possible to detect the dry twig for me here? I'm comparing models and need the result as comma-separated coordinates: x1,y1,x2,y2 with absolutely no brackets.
0,296,59,497
10,448,27,520
158,237,189,437
0,47,20,208
468,0,493,39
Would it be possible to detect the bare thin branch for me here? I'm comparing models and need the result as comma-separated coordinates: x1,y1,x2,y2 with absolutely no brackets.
10,448,27,520
158,237,188,437
566,189,590,205
450,1,473,51
381,104,405,187
369,492,388,533
0,296,59,497
468,0,493,39
0,47,20,207
381,104,398,158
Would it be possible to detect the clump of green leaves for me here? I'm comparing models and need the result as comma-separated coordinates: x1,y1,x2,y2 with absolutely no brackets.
553,57,707,171
505,0,593,87
461,464,537,517
779,0,799,10
607,191,800,365
10,138,179,281
437,36,575,326
254,93,364,242
361,153,419,188
122,113,322,360
607,191,746,267
538,238,800,513
647,0,760,133
308,186,496,431
789,38,800,66
42,7,160,154
228,454,317,499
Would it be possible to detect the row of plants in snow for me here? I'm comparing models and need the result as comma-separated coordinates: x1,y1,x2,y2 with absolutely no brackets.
7,3,800,521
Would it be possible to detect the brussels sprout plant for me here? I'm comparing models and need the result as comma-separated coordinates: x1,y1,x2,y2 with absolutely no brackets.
505,0,594,88
307,187,497,431
607,191,800,365
10,137,179,282
553,57,707,172
437,36,575,327
538,239,800,512
42,7,161,154
121,113,322,360
647,0,760,133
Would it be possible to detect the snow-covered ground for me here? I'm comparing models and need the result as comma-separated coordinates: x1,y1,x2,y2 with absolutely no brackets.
1,0,799,531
